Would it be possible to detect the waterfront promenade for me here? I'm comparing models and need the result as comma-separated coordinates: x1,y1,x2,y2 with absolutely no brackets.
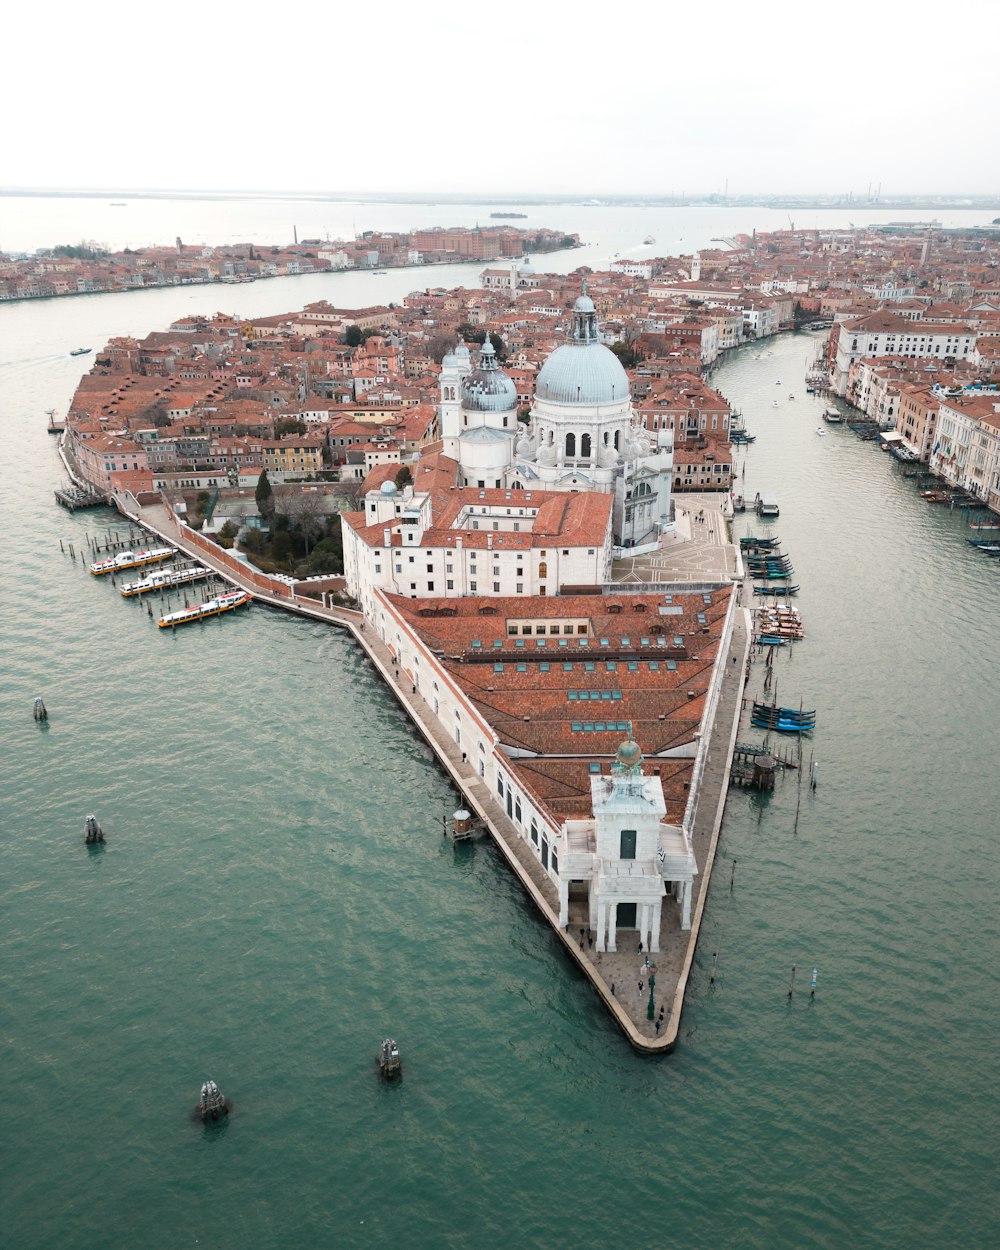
117,494,748,1052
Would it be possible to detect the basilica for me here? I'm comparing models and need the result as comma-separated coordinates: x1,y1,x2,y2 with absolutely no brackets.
438,293,673,548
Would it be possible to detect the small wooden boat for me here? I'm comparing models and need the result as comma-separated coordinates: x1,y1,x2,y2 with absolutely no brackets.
197,1080,230,1122
378,1038,402,1079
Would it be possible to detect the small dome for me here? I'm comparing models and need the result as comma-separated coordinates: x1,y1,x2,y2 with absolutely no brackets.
461,335,518,413
614,737,643,772
379,480,398,495
574,292,596,313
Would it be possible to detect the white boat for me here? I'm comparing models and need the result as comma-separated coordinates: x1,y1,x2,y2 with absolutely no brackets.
822,407,843,424
772,400,779,408
158,590,251,628
89,546,175,576
816,427,826,436
120,565,210,597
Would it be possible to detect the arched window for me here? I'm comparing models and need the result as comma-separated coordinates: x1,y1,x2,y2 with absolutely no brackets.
538,561,547,578
565,432,576,458
614,430,620,451
603,431,609,446
581,433,592,458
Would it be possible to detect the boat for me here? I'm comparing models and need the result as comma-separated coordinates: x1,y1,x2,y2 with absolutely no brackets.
788,394,795,400
158,590,251,628
822,408,843,424
969,521,1000,530
816,427,826,436
967,540,1000,554
643,236,656,245
920,490,951,504
89,546,175,576
740,535,780,549
753,584,799,595
378,1038,402,1079
756,635,787,646
197,1080,230,1122
70,347,91,357
120,565,210,597
772,400,779,408
754,494,780,517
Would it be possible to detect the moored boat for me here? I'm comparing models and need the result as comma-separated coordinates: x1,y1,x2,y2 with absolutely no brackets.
822,408,843,423
120,565,210,597
158,590,251,628
89,546,175,575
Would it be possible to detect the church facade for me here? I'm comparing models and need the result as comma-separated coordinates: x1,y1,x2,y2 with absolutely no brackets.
439,294,674,548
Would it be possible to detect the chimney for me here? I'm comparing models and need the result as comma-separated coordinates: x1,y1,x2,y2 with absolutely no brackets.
383,528,390,547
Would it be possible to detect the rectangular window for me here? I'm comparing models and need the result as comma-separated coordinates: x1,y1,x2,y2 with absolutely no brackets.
497,775,505,797
620,828,637,859
530,821,539,846
541,840,549,869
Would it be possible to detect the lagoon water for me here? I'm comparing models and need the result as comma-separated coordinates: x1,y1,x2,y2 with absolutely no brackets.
1,200,998,1249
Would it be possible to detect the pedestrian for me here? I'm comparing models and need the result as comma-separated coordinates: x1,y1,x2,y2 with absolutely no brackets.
638,980,643,993
461,752,467,764
611,982,615,996
637,940,643,954
655,1018,661,1036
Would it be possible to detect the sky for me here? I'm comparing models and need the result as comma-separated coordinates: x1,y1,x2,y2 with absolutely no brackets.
3,0,997,198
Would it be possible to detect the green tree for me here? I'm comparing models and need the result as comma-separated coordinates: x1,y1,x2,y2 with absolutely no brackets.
255,469,274,522
610,341,642,369
217,520,239,549
343,325,363,347
457,326,508,362
394,464,413,491
275,417,307,437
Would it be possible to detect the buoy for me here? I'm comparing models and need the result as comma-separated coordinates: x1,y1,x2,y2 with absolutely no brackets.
33,697,47,722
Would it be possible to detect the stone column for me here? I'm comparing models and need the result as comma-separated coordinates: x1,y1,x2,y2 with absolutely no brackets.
649,897,661,953
607,901,618,953
681,880,692,930
558,880,569,928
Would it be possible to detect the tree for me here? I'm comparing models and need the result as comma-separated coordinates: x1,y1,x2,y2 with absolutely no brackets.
394,464,413,491
343,325,363,347
457,326,508,361
284,490,327,557
610,341,642,369
217,521,239,549
255,469,274,522
275,417,307,437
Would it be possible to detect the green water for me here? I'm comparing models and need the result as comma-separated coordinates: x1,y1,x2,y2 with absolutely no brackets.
2,294,997,1249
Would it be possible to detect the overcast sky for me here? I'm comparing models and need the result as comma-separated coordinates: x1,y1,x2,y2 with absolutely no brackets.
4,0,996,197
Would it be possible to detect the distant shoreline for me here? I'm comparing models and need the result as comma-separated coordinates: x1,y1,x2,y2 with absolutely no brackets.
3,188,999,212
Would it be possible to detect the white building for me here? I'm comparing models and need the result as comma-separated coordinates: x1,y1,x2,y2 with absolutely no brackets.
829,312,977,396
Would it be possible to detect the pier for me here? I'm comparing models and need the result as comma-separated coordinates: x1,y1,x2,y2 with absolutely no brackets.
111,492,750,1053
54,485,105,511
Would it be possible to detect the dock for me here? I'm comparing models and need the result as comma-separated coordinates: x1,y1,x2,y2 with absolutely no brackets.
55,485,105,511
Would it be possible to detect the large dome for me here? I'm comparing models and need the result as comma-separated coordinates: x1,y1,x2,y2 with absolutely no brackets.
534,288,629,406
461,335,518,413
535,342,630,405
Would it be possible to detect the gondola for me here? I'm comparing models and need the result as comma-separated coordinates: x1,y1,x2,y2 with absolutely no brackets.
753,584,799,595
